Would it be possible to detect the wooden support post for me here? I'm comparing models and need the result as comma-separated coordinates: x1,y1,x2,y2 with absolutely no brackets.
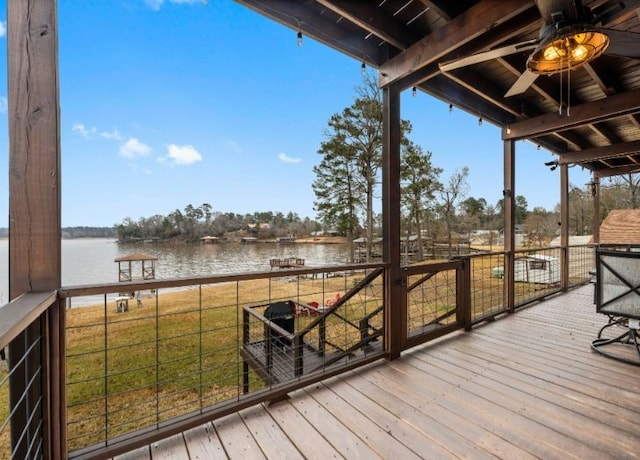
7,0,63,458
592,176,600,245
382,84,406,358
560,164,570,291
503,139,516,313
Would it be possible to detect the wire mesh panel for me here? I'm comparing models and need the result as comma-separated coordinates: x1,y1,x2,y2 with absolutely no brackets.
406,266,459,339
469,252,506,321
513,247,563,307
567,244,595,288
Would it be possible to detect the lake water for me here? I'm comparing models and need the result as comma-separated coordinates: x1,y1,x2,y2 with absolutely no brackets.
0,238,351,305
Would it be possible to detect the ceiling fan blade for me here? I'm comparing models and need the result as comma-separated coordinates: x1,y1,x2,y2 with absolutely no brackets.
505,69,539,97
603,29,640,59
439,40,538,72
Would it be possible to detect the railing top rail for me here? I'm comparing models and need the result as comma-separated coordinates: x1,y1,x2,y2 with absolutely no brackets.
0,291,57,349
59,262,388,298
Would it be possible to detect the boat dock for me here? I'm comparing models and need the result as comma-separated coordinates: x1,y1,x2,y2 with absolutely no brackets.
269,258,305,269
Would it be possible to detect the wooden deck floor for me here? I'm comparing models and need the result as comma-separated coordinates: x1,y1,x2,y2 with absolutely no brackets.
116,285,640,459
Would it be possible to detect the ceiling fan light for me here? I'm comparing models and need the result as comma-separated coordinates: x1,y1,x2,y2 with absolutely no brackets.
527,26,609,75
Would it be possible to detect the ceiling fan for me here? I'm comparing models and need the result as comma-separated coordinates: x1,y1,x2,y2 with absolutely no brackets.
438,0,640,97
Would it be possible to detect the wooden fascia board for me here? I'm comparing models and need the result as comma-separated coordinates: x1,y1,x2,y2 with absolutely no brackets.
595,164,640,178
503,88,640,140
558,140,640,165
378,0,535,87
315,0,420,50
235,0,384,65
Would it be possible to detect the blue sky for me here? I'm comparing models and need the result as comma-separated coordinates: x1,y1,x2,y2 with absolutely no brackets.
0,0,592,227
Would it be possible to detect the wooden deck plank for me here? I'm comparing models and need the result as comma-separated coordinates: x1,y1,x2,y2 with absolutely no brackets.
371,358,583,459
264,398,343,460
325,375,477,459
341,368,537,460
239,405,304,460
305,383,422,460
113,445,151,460
431,343,640,435
125,285,640,460
149,433,188,460
183,422,227,459
475,313,640,388
213,412,265,459
414,350,635,457
287,388,381,459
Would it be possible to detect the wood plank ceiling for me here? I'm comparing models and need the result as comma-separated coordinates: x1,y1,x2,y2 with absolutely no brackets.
235,0,640,179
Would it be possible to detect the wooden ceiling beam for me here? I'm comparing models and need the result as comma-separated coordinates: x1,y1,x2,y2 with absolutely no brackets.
590,122,624,144
583,60,640,135
583,62,615,97
415,0,453,21
550,131,593,150
379,0,535,87
558,140,640,165
421,75,514,126
395,6,541,90
504,87,640,140
440,69,526,119
315,0,421,50
235,0,385,65
422,75,568,152
597,0,640,26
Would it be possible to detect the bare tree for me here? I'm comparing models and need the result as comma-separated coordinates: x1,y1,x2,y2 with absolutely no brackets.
436,167,469,258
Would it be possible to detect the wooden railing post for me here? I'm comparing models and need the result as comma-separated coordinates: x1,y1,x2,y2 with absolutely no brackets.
293,336,304,377
242,309,250,393
318,316,326,356
456,258,472,331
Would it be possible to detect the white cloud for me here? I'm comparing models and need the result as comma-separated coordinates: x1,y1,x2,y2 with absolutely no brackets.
166,144,202,165
278,152,302,164
100,129,124,141
144,0,163,10
0,22,6,38
226,140,242,154
0,97,7,114
72,123,98,139
144,0,205,10
119,138,152,158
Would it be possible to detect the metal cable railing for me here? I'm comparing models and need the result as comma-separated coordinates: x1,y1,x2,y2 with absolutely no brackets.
0,292,59,460
61,263,385,458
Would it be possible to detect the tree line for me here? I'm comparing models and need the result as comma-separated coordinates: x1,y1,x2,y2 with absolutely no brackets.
115,206,320,242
